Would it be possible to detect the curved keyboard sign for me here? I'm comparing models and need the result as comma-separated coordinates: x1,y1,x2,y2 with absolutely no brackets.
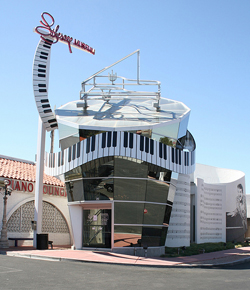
35,12,95,55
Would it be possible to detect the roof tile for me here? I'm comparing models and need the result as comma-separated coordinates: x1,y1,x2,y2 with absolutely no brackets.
0,158,64,187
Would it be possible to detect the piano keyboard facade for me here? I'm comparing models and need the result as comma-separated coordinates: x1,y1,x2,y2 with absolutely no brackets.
44,131,195,176
32,37,58,131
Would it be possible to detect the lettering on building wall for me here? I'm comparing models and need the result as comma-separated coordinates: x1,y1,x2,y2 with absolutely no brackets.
5,179,66,197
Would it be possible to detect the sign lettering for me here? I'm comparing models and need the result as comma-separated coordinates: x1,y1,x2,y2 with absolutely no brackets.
35,12,95,55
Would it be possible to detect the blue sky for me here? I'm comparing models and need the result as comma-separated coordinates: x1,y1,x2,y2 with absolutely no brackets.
0,0,249,192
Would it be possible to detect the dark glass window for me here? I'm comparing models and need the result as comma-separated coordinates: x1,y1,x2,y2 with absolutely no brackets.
114,202,144,225
145,180,169,203
114,225,142,247
83,178,114,201
143,204,166,225
142,226,167,247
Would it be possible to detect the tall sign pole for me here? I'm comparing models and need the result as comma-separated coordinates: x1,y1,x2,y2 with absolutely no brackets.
32,12,95,248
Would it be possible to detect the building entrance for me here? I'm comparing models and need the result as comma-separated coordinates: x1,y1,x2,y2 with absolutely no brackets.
82,209,111,248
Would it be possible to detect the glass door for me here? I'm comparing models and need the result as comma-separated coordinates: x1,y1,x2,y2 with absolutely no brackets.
82,209,111,248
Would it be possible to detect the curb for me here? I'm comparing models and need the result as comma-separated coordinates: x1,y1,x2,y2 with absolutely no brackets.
4,251,250,268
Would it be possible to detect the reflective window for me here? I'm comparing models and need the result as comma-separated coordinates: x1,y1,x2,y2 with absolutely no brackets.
114,202,144,225
142,226,167,247
83,178,114,201
145,179,169,203
114,225,142,247
114,179,146,201
143,204,166,225
114,157,147,178
152,122,179,139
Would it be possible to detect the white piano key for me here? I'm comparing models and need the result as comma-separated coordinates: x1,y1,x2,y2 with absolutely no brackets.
120,132,126,157
114,131,121,156
151,140,157,165
97,133,104,159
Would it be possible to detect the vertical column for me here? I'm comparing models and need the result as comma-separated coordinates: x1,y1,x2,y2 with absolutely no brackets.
166,174,191,247
33,116,46,248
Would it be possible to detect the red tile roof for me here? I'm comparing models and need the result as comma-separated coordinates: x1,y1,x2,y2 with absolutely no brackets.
0,157,65,187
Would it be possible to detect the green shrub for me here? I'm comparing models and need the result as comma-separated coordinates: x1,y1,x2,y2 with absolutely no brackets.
163,242,247,257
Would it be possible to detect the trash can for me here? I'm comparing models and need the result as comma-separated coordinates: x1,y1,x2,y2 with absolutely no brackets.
37,233,48,249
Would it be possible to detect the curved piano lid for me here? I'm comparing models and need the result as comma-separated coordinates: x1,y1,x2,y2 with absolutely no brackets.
32,37,58,131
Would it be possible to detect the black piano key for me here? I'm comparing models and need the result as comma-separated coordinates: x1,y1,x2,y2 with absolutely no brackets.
171,147,175,163
179,149,181,165
129,133,133,149
38,69,46,73
44,39,53,45
140,136,144,151
91,135,96,152
48,118,57,123
42,104,50,108
145,137,149,153
50,123,57,128
43,44,51,49
102,132,106,148
38,84,46,87
124,132,128,147
159,143,163,158
86,138,90,153
52,153,55,168
68,146,72,162
163,144,167,160
150,139,154,155
38,73,46,77
41,99,49,103
39,55,47,60
113,131,117,147
77,142,81,158
175,148,178,164
72,144,76,160
107,132,112,147
44,109,52,113
187,152,189,166
41,51,48,56
39,89,47,92
38,64,46,68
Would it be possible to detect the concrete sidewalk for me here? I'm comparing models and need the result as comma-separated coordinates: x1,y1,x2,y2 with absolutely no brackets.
1,246,250,267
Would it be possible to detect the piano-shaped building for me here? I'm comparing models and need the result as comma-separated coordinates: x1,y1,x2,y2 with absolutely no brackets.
32,39,196,255
35,52,196,256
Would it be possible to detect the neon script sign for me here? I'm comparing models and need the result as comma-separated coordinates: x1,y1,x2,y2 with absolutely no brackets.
35,12,95,55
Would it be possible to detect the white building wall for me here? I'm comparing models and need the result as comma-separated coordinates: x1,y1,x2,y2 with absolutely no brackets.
195,178,226,243
0,179,71,246
166,174,191,247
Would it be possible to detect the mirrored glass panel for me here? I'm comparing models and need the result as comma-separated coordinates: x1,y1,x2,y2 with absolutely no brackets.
83,178,114,201
114,202,144,224
114,225,142,247
114,157,148,178
143,204,166,225
152,122,179,139
145,179,169,203
114,179,146,201
142,226,167,247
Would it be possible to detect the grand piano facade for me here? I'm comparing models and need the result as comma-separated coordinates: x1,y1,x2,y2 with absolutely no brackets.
41,68,196,255
32,12,197,255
